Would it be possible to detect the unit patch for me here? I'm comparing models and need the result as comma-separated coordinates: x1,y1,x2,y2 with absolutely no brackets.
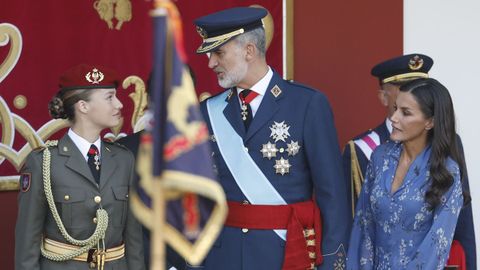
20,173,32,193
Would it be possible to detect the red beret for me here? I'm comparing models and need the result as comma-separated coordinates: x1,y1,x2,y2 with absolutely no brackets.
59,64,119,91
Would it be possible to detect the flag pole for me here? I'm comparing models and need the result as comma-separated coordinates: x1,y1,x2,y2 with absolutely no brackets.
151,177,166,270
150,0,173,269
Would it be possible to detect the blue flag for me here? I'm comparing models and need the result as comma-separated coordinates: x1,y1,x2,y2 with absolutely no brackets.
130,2,226,268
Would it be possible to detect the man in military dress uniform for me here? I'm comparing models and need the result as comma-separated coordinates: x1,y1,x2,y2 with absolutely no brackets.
192,7,350,270
342,54,476,269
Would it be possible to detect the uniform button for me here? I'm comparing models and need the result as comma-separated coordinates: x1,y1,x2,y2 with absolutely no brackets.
279,148,284,153
244,147,249,152
93,217,98,224
125,194,129,198
64,195,70,201
94,196,102,204
242,228,249,233
242,200,249,205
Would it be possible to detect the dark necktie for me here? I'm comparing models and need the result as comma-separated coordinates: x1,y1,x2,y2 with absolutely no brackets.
239,89,259,130
87,144,101,184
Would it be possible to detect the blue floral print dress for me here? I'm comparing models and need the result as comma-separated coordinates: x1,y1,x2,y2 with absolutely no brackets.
347,141,463,270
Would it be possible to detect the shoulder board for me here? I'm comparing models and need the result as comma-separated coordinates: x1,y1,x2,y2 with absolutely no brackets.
353,131,381,161
32,140,58,152
105,140,129,150
32,145,46,152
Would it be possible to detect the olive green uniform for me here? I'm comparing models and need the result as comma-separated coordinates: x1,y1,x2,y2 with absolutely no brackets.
15,134,145,270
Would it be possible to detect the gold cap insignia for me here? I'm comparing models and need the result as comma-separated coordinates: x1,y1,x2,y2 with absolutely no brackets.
85,68,105,84
196,26,208,39
408,55,424,71
271,85,282,98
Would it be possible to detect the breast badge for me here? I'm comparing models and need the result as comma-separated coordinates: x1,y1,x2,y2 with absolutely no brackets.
286,140,300,156
269,121,290,142
260,142,278,160
273,157,291,175
260,121,301,175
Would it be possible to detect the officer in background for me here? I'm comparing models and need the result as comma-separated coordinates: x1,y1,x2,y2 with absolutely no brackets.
15,64,145,270
193,7,350,270
342,54,476,269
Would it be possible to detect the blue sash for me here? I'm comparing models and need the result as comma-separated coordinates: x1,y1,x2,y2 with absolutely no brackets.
207,92,286,240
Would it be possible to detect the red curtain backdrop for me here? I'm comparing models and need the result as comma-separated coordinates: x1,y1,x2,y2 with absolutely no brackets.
294,1,403,146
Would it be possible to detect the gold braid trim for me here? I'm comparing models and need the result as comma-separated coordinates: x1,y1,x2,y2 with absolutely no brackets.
348,140,364,217
40,140,109,262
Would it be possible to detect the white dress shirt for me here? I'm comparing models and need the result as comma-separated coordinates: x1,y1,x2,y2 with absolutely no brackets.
236,66,273,117
67,129,102,161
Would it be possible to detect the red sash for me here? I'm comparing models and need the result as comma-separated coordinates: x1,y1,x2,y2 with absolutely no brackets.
225,200,322,270
446,240,466,270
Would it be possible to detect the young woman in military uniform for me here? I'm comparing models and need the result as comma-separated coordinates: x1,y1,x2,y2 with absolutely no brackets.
15,64,145,270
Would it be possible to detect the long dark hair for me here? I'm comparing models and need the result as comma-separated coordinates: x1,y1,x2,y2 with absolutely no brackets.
400,78,470,209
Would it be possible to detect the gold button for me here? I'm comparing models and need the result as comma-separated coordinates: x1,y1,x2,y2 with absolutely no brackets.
242,228,249,233
93,217,97,224
64,195,70,201
94,196,102,204
242,200,249,205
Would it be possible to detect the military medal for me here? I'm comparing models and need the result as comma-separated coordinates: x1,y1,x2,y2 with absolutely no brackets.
274,157,291,175
286,140,300,156
241,102,248,121
269,121,291,142
94,153,101,170
260,142,278,159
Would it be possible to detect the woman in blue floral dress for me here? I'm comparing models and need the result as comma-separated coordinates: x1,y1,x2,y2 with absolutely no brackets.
347,78,470,270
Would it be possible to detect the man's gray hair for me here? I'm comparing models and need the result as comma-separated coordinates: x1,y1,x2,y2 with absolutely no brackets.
234,27,266,57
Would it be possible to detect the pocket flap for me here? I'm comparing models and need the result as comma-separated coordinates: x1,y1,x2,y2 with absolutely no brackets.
53,187,85,203
112,186,129,201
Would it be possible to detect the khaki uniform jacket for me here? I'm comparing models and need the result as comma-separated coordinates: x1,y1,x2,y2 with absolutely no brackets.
15,134,145,270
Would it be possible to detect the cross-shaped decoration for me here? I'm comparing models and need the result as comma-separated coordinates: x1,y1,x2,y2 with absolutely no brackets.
260,142,278,160
94,154,101,171
269,121,291,142
241,103,248,121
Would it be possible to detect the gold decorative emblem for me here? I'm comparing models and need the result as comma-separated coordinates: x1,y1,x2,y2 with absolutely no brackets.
408,55,424,71
271,85,282,97
85,68,105,84
94,0,132,30
13,95,27,109
196,26,208,39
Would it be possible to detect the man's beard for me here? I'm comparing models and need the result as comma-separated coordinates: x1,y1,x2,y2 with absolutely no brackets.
217,62,248,89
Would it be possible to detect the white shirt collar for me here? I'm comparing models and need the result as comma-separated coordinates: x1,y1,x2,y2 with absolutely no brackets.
67,129,101,161
237,66,273,97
